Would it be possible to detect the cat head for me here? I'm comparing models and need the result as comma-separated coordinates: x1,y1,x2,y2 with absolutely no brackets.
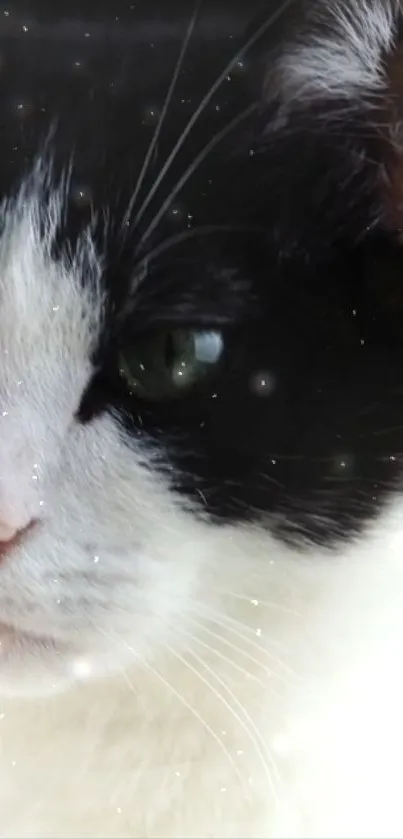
0,0,402,696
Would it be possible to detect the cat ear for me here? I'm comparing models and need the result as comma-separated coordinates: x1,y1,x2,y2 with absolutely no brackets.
247,0,403,258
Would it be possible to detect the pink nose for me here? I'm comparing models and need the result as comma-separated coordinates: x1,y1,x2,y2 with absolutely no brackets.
0,522,20,543
0,519,36,562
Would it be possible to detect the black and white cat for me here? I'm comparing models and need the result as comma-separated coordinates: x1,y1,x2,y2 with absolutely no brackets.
0,0,403,835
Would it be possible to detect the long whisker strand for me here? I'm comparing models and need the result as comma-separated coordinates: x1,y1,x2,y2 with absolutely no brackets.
123,0,203,228
134,223,265,271
186,613,292,689
195,610,302,682
212,589,304,618
136,103,257,251
165,637,280,796
131,0,296,233
99,627,251,800
179,623,277,691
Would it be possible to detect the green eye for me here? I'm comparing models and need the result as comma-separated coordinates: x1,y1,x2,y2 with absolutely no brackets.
119,329,224,400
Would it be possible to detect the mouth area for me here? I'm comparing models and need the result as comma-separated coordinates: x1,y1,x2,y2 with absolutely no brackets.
0,519,40,565
0,621,60,652
0,622,78,698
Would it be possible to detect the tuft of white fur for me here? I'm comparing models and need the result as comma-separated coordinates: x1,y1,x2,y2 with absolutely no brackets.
0,163,403,837
268,0,401,102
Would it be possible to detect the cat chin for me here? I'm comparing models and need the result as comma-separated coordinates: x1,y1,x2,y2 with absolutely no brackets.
0,619,150,698
0,627,103,698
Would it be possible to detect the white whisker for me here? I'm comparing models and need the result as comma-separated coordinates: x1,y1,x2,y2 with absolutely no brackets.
179,622,280,692
165,636,281,798
212,589,304,618
134,223,264,271
197,610,302,682
123,0,202,228
186,613,291,689
117,664,139,698
99,627,251,801
136,103,257,250
131,0,295,234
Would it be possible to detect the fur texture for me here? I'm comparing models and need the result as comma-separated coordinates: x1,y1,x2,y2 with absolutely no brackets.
0,1,403,836
273,0,400,98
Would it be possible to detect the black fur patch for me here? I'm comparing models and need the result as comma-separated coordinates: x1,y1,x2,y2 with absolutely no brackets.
3,0,403,547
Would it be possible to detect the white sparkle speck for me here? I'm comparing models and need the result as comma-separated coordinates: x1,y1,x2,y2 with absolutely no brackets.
22,24,28,32
71,657,94,680
250,370,276,396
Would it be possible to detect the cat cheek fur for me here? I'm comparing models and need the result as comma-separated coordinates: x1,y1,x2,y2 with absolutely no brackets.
0,176,211,696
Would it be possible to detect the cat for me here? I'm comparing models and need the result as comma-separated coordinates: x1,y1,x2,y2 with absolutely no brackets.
0,0,403,835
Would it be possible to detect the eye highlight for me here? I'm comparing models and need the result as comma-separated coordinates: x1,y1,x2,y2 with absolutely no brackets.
119,329,224,400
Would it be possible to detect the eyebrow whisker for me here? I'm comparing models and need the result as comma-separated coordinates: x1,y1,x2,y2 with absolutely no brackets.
135,103,258,252
130,0,295,237
123,0,203,230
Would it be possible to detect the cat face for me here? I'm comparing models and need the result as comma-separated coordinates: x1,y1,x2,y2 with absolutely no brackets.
0,0,402,696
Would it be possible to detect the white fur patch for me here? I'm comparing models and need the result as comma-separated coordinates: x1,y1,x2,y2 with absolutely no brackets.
268,0,401,102
1,504,403,836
